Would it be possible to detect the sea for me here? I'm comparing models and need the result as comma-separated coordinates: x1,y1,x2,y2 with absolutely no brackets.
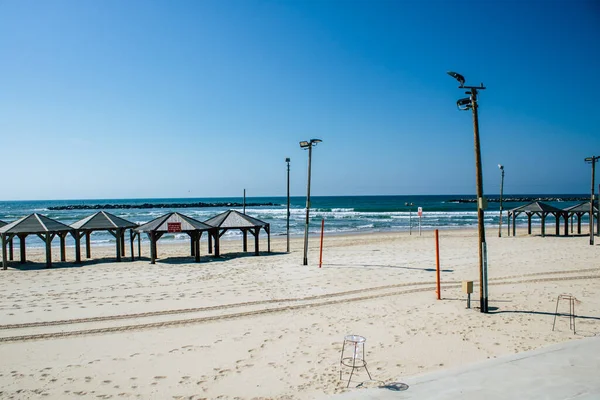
0,195,592,248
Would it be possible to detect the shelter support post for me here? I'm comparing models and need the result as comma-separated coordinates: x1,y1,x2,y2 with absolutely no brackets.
60,233,66,262
254,227,260,256
195,232,200,263
45,233,52,268
190,233,195,257
116,229,122,262
512,213,516,236
214,231,220,257
138,233,141,258
507,212,511,236
541,215,546,237
577,214,582,234
564,213,568,236
19,234,26,263
243,230,247,252
267,225,270,253
150,232,156,264
130,230,135,261
8,237,13,261
208,234,212,254
73,231,82,264
527,214,532,235
555,213,560,236
85,232,91,258
570,215,573,233
121,233,126,257
2,233,7,270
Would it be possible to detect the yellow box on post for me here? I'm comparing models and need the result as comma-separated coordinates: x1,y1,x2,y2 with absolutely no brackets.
462,281,473,294
462,280,473,309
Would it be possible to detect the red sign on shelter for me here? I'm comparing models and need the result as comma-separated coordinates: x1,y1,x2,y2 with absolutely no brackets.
167,222,182,233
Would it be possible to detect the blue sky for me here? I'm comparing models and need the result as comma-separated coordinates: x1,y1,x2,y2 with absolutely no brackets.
1,0,599,200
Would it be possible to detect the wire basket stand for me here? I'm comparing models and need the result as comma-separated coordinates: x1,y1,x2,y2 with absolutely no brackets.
339,334,372,388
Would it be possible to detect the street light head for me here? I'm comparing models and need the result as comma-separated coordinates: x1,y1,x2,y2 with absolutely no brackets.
498,164,504,170
285,157,290,163
456,97,472,110
299,141,309,148
310,139,322,145
447,71,465,87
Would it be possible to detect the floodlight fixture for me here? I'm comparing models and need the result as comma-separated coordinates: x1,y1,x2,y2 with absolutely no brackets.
299,139,322,150
498,164,504,170
447,71,466,87
456,97,472,110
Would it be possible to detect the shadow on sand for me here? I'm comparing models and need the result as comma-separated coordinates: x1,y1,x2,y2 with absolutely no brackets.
489,309,600,322
3,251,288,269
325,263,453,273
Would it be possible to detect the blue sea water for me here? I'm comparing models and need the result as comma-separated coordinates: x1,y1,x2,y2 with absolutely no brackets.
0,195,590,248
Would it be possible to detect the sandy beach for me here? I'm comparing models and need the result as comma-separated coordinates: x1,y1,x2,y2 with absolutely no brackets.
0,228,598,399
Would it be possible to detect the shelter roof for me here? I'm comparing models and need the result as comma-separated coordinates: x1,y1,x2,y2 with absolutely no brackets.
563,201,599,213
204,210,268,229
0,220,6,228
136,212,213,233
0,213,72,234
71,211,137,230
509,201,565,214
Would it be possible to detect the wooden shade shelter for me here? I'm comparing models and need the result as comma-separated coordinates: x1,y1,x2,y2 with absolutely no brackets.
0,213,72,270
70,211,138,263
204,210,270,256
136,212,219,264
564,202,599,235
507,201,568,237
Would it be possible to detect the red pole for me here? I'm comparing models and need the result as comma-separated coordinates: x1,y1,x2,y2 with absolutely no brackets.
435,229,441,300
319,219,325,268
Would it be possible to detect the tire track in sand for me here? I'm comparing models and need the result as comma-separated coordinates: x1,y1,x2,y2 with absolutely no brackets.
1,267,596,331
0,274,597,343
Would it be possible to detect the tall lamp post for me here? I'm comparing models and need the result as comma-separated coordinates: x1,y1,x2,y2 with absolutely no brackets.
584,156,599,245
498,164,504,237
300,139,322,265
447,71,488,313
286,157,291,253
405,202,414,235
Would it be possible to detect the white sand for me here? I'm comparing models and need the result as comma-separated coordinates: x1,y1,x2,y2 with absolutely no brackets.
0,229,598,399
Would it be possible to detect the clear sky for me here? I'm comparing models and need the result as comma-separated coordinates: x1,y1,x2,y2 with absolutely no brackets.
1,0,599,200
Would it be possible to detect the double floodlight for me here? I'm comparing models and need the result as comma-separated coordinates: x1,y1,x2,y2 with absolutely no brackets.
498,164,504,170
299,139,322,149
456,97,472,111
584,156,599,164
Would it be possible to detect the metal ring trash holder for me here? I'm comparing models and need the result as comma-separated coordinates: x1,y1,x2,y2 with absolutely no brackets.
339,334,372,387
